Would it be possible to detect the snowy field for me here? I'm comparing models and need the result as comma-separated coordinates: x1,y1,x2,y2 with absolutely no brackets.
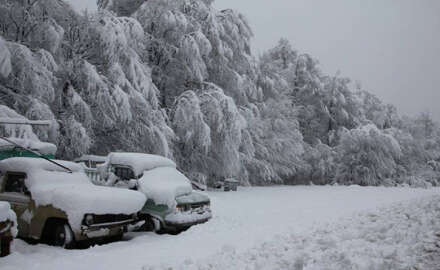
1,186,440,270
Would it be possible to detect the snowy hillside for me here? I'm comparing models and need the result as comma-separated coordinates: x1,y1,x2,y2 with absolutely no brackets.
0,0,440,187
1,186,439,270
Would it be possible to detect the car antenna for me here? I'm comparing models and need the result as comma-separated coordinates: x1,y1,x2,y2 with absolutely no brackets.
0,119,73,173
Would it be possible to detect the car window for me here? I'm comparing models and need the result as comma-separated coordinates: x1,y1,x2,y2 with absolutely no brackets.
4,172,29,195
114,167,135,180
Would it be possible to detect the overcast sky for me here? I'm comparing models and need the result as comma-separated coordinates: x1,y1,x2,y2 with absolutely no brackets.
68,0,440,120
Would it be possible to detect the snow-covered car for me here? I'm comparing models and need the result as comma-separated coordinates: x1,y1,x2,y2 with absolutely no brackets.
0,201,17,257
98,153,212,233
0,157,146,248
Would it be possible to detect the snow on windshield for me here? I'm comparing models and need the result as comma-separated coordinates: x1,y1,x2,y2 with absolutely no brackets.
138,167,192,208
108,152,176,176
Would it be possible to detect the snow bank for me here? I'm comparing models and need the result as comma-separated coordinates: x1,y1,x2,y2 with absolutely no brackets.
0,201,17,237
150,194,440,270
2,186,439,270
0,158,146,230
0,137,57,155
138,167,192,208
107,152,176,176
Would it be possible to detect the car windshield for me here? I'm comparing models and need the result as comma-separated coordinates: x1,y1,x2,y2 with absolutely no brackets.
113,166,136,180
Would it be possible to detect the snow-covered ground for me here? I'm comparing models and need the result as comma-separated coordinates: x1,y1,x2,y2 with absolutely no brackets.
1,186,439,270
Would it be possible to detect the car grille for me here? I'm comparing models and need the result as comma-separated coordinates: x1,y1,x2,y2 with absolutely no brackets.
191,203,207,209
93,214,132,225
178,202,209,212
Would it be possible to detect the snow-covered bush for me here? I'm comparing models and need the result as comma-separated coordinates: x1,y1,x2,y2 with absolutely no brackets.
301,142,337,185
336,125,402,186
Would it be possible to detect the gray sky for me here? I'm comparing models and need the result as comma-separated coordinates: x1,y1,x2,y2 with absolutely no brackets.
68,0,440,120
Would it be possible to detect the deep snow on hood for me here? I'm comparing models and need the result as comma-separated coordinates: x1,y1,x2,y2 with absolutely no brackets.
0,158,146,229
138,167,192,208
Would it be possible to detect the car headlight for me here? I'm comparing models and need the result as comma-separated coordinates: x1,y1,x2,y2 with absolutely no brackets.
84,214,94,226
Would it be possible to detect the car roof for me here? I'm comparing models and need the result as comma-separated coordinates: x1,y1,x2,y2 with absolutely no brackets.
0,157,82,174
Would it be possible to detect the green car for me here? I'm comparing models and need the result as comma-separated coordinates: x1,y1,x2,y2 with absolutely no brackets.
97,153,212,233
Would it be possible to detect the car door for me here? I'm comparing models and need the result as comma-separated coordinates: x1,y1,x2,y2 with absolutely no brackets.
0,172,31,237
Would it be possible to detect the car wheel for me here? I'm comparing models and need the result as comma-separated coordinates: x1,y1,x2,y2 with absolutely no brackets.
53,223,75,248
151,217,165,234
107,233,123,243
138,217,154,232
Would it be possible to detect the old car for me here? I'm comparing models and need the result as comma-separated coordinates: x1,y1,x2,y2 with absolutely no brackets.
0,157,146,248
0,201,16,257
97,153,212,233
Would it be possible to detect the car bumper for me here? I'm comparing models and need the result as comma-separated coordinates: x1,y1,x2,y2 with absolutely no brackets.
78,219,135,240
164,209,212,228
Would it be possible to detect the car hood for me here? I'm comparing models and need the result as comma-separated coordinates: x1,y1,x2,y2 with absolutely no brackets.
32,184,146,230
137,167,193,208
176,192,210,205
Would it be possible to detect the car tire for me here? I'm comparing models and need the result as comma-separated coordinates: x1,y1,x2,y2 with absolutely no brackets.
53,222,75,249
138,217,155,232
139,216,165,234
107,233,123,243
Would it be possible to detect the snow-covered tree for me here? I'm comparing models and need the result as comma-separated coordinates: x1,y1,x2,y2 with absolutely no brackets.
0,0,437,187
171,90,211,184
0,37,11,78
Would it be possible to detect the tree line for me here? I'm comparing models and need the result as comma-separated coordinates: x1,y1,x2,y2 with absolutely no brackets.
0,0,438,187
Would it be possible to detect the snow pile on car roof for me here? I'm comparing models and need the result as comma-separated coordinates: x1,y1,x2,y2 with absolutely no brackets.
108,152,176,176
138,167,192,208
0,158,146,230
0,137,57,155
0,201,17,237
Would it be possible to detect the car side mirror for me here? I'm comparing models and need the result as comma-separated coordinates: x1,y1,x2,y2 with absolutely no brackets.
23,186,31,196
128,179,137,190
